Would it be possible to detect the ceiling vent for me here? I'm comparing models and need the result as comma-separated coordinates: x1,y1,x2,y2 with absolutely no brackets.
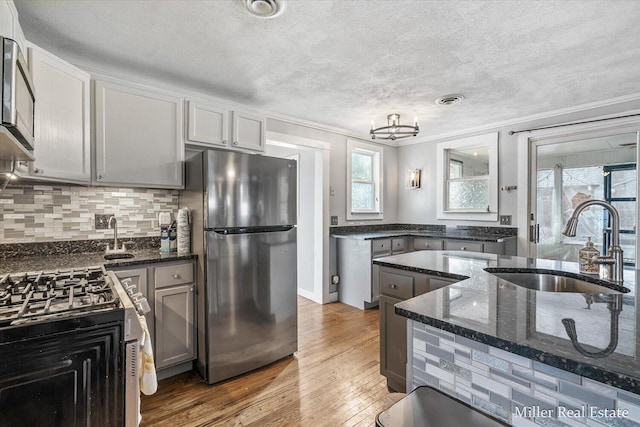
435,94,465,106
238,0,287,18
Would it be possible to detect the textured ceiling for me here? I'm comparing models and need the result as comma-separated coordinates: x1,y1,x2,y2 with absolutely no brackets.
14,0,640,140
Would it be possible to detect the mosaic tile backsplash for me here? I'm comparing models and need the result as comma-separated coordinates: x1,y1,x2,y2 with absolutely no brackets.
410,321,640,427
0,184,179,243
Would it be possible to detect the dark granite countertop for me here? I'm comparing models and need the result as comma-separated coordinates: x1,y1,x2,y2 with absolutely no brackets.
0,249,196,275
331,229,517,242
373,251,640,393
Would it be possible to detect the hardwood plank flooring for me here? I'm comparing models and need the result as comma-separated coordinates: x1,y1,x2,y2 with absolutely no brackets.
140,297,404,426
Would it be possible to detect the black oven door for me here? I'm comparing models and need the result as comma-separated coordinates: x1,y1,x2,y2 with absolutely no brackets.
0,321,123,427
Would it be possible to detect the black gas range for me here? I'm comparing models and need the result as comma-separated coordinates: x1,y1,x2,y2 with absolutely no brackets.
0,266,147,427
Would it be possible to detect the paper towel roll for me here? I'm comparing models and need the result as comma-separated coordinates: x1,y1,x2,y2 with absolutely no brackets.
176,208,191,253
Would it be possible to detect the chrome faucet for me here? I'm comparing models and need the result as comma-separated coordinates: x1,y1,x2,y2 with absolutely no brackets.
106,216,126,253
562,199,624,284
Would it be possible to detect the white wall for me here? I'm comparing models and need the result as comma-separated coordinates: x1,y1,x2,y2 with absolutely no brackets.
266,118,398,226
265,143,321,301
397,98,640,229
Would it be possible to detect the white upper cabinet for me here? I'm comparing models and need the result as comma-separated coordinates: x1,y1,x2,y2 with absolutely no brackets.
94,80,184,189
186,101,229,147
27,43,91,183
185,99,265,153
231,110,265,152
0,1,26,56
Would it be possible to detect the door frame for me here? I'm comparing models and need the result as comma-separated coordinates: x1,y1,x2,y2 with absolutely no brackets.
517,113,640,261
266,131,332,304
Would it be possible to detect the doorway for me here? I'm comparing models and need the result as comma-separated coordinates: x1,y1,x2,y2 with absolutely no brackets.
526,129,639,264
265,134,330,304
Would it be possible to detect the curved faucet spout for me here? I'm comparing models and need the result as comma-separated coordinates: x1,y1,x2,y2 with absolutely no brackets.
108,216,118,252
562,199,623,284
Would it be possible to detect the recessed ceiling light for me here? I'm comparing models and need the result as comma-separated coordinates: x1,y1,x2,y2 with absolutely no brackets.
238,0,287,19
435,94,465,106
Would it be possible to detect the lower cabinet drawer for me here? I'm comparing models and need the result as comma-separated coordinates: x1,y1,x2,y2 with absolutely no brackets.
413,238,444,251
444,240,484,252
155,262,194,288
372,239,392,257
391,238,406,253
380,271,414,299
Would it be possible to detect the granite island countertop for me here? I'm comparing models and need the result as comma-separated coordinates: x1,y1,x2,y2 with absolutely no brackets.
373,250,640,394
0,249,196,275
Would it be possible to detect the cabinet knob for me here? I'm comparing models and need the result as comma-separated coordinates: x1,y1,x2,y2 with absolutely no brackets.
233,141,239,146
97,174,103,180
390,284,397,289
461,247,466,250
33,168,42,174
174,274,181,279
222,140,228,145
425,244,430,248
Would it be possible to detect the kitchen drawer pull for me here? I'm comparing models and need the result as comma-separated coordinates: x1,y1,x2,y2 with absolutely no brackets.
461,247,466,250
390,284,397,289
425,244,430,248
173,274,181,279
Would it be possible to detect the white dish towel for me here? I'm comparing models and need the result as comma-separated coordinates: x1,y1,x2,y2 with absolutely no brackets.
138,314,158,425
139,314,158,395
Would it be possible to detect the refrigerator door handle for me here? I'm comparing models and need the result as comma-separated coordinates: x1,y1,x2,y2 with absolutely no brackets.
211,225,295,235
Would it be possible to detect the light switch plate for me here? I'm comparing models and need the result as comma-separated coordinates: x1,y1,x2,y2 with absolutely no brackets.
499,215,512,225
331,216,338,225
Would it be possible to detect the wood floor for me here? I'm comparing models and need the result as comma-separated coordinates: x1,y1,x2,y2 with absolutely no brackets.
140,297,404,426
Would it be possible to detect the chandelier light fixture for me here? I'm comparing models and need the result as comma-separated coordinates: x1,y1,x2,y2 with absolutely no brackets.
370,114,419,140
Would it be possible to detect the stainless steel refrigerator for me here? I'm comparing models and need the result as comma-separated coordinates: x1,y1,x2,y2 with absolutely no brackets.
181,149,297,384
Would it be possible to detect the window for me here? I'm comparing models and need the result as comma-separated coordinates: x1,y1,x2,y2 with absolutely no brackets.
436,132,498,221
347,139,383,219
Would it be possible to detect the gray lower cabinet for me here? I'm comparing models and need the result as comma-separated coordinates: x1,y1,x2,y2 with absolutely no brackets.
153,261,196,373
154,284,196,369
377,265,459,392
109,259,196,378
413,238,444,251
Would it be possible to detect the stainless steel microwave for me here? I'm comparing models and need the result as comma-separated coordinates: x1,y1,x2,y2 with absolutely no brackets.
1,37,35,159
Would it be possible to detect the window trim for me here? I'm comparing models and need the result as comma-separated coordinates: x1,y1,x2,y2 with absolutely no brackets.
346,139,383,220
436,132,499,221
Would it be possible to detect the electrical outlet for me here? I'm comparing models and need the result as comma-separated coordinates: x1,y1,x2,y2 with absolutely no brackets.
499,215,512,225
330,216,338,225
95,214,113,230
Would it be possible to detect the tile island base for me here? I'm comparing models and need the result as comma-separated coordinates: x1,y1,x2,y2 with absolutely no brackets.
409,320,640,426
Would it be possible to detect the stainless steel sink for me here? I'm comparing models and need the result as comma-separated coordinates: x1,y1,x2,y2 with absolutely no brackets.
484,268,629,294
103,253,135,260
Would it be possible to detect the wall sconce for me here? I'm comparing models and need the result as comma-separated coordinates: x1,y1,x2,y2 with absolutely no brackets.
408,169,421,189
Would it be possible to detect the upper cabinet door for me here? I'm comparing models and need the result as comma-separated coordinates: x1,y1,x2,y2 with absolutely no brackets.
94,80,184,189
231,110,265,152
186,101,229,147
28,43,91,183
0,1,25,56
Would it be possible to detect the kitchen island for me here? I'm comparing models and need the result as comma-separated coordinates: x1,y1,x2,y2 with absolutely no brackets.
374,251,640,426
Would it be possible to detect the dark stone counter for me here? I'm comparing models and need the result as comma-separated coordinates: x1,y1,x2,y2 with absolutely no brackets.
330,224,517,243
373,251,640,394
0,249,196,275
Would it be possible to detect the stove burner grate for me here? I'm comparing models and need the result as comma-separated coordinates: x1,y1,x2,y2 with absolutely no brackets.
0,266,119,326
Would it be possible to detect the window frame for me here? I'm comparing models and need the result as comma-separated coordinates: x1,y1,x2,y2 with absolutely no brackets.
436,132,499,221
346,139,383,220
